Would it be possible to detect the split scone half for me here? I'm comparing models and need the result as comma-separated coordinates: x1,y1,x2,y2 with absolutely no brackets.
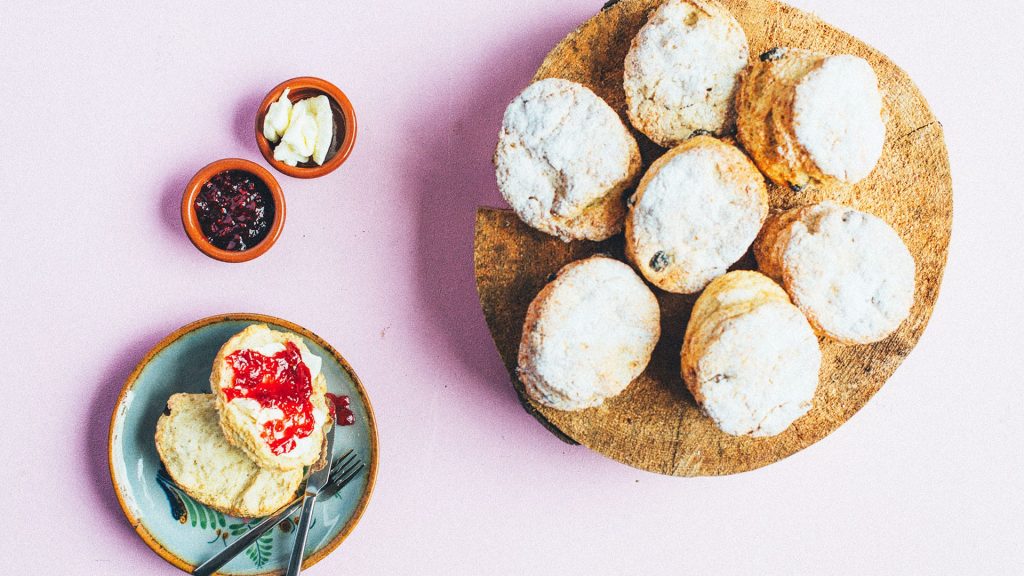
494,78,642,242
211,324,330,471
682,271,821,437
624,0,749,147
754,201,915,344
625,135,768,294
155,393,303,518
518,256,661,411
736,48,885,190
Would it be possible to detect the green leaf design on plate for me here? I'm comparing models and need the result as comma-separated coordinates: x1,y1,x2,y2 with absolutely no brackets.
246,531,274,568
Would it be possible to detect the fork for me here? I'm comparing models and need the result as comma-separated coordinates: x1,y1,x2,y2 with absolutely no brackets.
192,450,365,576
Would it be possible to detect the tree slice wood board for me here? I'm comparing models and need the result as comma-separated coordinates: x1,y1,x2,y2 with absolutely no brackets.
474,0,952,476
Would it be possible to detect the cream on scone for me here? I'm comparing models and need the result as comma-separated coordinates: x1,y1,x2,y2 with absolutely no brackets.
625,135,767,294
494,78,642,242
754,201,915,344
211,324,330,471
518,256,660,411
736,48,885,190
682,271,821,437
155,393,304,518
623,0,749,147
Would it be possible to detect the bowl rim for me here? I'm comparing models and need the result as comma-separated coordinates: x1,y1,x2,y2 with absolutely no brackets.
180,158,286,263
107,312,379,575
255,76,358,179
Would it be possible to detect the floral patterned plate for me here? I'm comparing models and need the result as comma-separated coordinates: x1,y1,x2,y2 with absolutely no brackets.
108,314,378,574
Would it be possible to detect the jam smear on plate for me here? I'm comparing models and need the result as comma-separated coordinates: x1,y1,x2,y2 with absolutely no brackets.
326,393,356,426
223,342,314,455
194,170,274,251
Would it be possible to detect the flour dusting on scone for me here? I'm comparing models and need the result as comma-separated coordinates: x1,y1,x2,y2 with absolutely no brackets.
518,256,660,411
754,201,915,344
494,78,642,241
211,324,330,471
682,271,821,437
625,135,767,294
736,48,885,190
155,393,304,518
624,0,749,147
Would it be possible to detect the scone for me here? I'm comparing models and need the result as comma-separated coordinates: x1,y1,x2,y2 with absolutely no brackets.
494,78,642,242
211,324,330,471
623,0,749,147
754,201,915,344
518,256,660,411
736,48,885,190
681,271,821,437
155,393,303,518
625,135,768,294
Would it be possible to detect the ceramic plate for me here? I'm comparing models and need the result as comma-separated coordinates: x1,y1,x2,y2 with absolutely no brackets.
108,314,378,574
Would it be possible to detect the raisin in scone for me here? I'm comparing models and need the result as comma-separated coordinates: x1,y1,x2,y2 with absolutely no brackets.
155,393,304,518
518,256,660,411
494,78,642,242
625,135,767,294
211,324,330,471
623,0,749,148
736,48,885,190
682,271,821,437
754,201,915,344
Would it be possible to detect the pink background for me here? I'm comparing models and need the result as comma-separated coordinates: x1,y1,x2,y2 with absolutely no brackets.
1,0,1021,573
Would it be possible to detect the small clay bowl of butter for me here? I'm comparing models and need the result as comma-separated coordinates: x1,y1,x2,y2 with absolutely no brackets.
255,77,357,179
181,158,286,263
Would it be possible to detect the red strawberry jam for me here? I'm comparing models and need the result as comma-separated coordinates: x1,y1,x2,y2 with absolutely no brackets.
326,393,356,426
194,170,274,251
222,342,314,455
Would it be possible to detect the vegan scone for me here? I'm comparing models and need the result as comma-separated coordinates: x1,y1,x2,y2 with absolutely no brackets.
682,271,821,437
494,78,642,242
625,135,768,294
754,201,915,344
624,0,749,147
736,48,886,190
211,324,331,471
155,393,304,518
518,256,661,411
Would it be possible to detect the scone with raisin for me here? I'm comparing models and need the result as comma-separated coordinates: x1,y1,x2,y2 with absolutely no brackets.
736,48,886,190
518,256,660,411
754,201,915,344
494,78,642,242
625,135,767,294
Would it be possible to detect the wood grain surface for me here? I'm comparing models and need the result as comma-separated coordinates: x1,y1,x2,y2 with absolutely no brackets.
474,0,952,476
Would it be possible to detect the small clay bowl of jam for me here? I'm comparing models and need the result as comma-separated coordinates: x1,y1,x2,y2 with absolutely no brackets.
255,76,357,179
181,158,285,263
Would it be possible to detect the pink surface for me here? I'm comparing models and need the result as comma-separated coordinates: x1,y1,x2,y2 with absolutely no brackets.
1,0,1021,573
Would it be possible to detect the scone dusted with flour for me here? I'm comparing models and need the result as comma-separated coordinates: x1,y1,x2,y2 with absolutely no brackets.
682,271,821,437
736,48,886,190
518,256,660,411
156,394,304,518
623,0,749,147
494,78,642,242
754,201,915,344
625,135,767,294
212,324,331,471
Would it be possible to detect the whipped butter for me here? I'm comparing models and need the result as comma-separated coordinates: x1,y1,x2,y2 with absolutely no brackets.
262,89,334,166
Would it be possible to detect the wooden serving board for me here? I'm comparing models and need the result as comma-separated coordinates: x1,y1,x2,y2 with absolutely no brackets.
474,0,952,476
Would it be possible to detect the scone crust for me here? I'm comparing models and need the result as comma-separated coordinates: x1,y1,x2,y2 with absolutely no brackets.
624,0,749,147
518,256,661,411
736,48,885,189
494,78,642,242
754,202,915,344
681,271,821,437
155,393,303,518
625,135,768,294
211,324,330,471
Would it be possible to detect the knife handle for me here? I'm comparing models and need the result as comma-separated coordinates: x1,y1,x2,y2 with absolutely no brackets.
192,498,300,576
285,493,319,576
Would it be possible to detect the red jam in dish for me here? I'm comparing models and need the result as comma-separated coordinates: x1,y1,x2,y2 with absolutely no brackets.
223,342,314,455
326,393,356,426
194,170,274,251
